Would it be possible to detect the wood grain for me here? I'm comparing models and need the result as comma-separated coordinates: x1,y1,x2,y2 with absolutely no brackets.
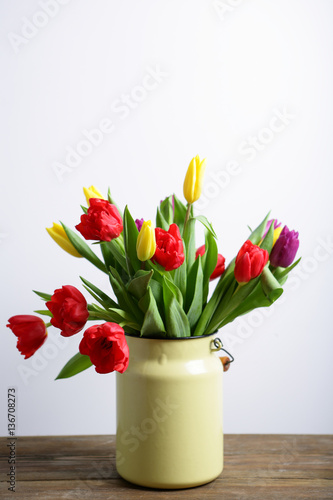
0,434,332,499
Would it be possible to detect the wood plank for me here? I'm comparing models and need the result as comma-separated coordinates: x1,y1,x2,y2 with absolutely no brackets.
0,435,332,499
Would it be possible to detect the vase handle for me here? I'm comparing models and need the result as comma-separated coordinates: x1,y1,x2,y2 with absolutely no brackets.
210,337,234,364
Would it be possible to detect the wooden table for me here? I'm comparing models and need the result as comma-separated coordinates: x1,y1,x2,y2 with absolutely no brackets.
0,435,332,499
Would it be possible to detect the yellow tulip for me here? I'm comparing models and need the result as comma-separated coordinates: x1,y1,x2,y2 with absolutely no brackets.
183,155,206,204
83,185,104,206
136,221,156,261
273,226,283,246
46,223,82,258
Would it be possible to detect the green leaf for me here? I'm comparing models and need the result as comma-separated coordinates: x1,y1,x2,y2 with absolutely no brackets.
273,257,301,282
218,272,284,329
104,239,128,273
260,266,284,303
127,270,154,301
100,242,116,270
221,257,236,280
186,256,203,330
195,215,217,239
160,196,174,226
107,188,122,214
86,304,140,332
80,276,118,309
56,353,93,380
108,267,143,323
34,310,53,317
205,277,261,335
193,272,235,336
260,219,274,253
146,260,167,284
33,290,52,301
201,231,218,303
248,212,271,245
107,308,140,330
185,255,199,311
163,277,190,337
173,246,187,301
61,223,107,274
183,217,196,272
123,205,141,275
156,207,169,230
80,205,88,214
149,279,164,313
173,194,187,233
215,286,265,328
163,276,183,307
139,287,166,337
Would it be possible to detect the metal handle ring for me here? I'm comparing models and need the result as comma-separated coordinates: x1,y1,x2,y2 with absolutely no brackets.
210,337,235,364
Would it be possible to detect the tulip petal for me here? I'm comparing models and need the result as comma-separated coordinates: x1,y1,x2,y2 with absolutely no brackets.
234,253,251,283
46,223,82,258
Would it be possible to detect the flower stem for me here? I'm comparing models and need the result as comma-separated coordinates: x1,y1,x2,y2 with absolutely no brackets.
233,282,245,296
184,203,192,232
141,261,146,270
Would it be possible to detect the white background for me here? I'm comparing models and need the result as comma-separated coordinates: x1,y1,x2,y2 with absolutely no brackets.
0,0,332,436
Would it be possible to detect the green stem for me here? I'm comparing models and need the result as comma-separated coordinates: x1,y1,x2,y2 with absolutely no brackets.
114,234,125,252
45,322,52,328
183,203,192,233
87,312,115,322
233,282,245,296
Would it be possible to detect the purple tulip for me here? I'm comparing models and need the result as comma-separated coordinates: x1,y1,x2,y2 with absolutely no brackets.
270,226,299,268
135,218,144,232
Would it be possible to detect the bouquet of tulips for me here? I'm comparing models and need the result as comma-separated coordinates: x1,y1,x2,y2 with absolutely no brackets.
7,156,300,378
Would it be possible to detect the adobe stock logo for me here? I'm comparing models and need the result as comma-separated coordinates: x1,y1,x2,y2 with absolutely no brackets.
238,108,295,162
212,0,244,22
222,235,333,351
52,65,169,183
116,396,179,467
7,0,72,54
195,106,295,213
16,330,69,386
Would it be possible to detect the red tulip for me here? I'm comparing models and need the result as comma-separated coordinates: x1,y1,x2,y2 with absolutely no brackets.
196,245,225,280
234,240,269,283
75,198,123,241
46,285,89,337
6,315,47,359
79,322,129,374
153,223,185,271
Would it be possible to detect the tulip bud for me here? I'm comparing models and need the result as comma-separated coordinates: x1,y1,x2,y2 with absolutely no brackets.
234,240,269,283
7,315,48,359
136,220,156,262
270,226,299,268
83,185,104,206
196,245,225,280
183,155,206,204
135,218,144,232
46,223,82,258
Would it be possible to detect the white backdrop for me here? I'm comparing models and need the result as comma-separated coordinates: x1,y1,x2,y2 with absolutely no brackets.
1,0,332,436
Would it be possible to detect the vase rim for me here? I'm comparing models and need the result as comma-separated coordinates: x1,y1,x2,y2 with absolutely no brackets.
125,331,217,340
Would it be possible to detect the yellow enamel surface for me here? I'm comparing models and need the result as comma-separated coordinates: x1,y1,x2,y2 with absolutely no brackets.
116,334,223,489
